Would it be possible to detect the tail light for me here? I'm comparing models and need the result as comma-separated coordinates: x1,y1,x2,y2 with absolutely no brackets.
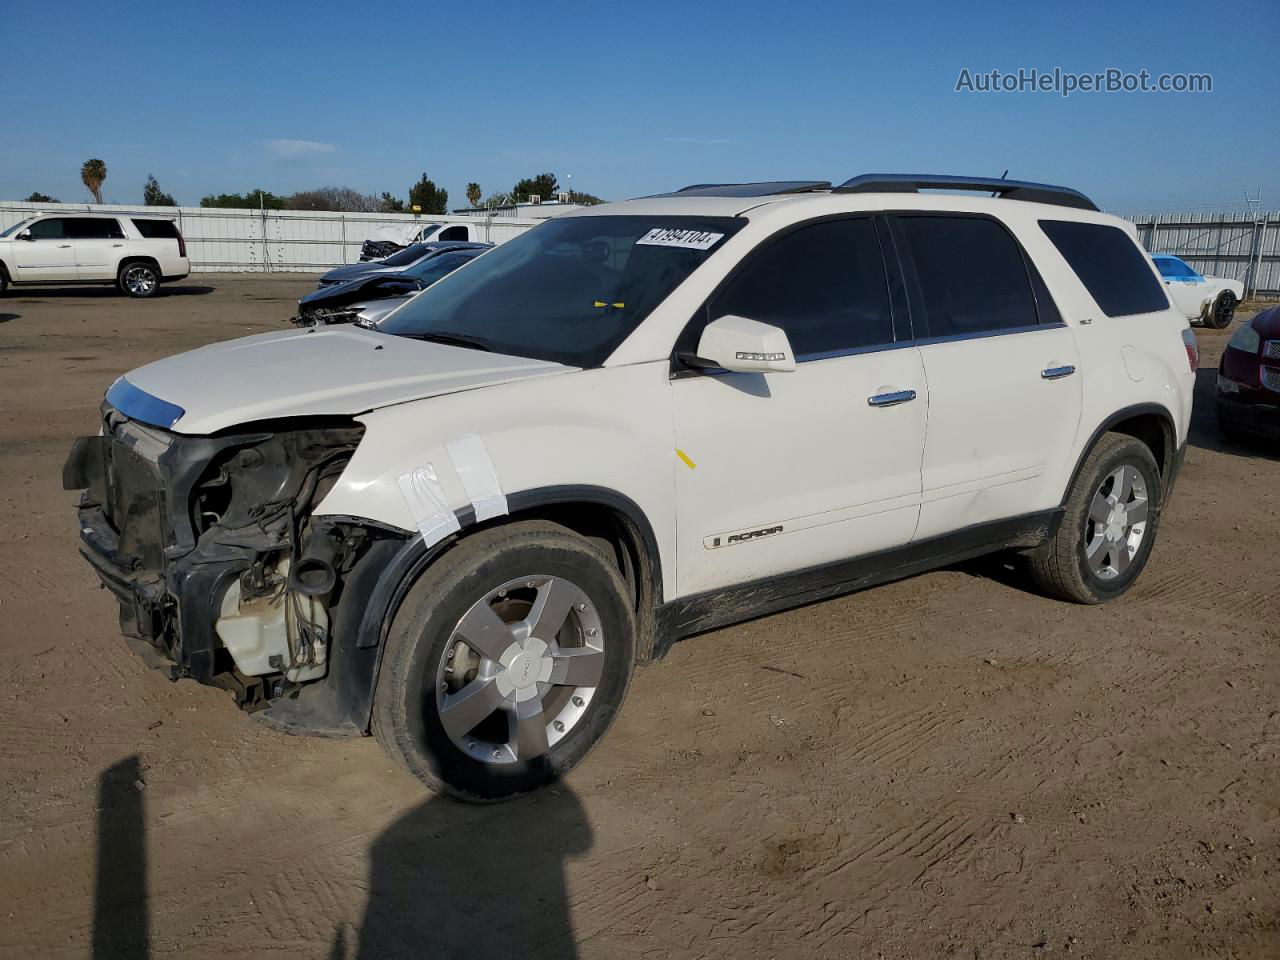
1181,327,1199,372
176,228,187,259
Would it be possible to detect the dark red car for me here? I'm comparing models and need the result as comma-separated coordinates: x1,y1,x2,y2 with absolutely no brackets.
1217,305,1280,442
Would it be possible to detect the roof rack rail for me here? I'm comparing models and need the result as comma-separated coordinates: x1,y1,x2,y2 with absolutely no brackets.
833,174,1098,212
650,180,832,199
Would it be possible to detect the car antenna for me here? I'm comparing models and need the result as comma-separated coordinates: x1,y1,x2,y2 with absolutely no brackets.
992,170,1008,198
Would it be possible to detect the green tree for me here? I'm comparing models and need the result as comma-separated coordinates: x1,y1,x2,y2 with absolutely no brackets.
566,189,605,205
511,172,559,203
408,173,448,214
199,189,286,210
377,191,405,213
143,174,176,206
465,182,482,207
24,191,59,203
285,186,378,212
81,158,107,204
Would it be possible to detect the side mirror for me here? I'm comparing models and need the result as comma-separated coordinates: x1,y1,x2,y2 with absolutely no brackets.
689,315,796,374
17,230,34,241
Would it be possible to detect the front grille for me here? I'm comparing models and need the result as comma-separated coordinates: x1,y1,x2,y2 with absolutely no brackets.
1263,340,1280,361
1262,365,1280,394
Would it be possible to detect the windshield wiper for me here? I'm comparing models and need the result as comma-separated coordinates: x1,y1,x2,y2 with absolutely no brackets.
405,332,495,353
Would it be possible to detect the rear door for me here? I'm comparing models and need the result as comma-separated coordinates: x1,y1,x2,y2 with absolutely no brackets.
11,217,77,281
671,216,927,596
68,217,127,279
891,213,1082,541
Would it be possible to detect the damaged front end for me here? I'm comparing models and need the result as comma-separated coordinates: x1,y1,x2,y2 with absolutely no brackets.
64,404,410,732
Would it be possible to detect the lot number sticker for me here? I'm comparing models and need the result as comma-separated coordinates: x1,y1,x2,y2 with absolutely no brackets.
636,228,725,251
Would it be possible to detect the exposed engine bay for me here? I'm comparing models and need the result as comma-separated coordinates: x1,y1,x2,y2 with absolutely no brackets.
64,408,405,727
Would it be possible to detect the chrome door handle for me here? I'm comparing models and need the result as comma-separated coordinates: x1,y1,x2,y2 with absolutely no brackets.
868,389,917,407
58,244,72,248
1041,365,1076,380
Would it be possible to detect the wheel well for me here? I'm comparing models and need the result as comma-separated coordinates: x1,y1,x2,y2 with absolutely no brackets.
472,500,661,661
117,256,160,276
1104,413,1173,480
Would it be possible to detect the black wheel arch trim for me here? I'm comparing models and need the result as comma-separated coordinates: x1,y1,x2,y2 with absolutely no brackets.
1063,402,1179,506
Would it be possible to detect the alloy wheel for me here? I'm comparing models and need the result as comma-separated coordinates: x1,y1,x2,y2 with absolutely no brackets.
1083,464,1149,580
434,575,606,765
123,265,157,296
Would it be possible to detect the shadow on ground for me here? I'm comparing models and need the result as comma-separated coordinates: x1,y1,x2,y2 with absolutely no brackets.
337,786,592,960
93,756,149,960
10,285,214,300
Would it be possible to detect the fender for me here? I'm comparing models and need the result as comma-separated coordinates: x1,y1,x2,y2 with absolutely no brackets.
1061,402,1179,506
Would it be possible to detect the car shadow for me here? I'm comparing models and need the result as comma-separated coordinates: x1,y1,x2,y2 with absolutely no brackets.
11,284,214,299
336,785,593,960
92,756,149,960
0,313,18,323
1187,367,1280,462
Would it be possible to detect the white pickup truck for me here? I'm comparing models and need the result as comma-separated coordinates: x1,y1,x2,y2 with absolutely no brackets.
359,222,483,261
0,212,190,297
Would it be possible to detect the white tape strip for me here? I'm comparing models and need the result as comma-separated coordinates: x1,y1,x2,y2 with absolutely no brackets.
446,433,509,522
397,464,461,546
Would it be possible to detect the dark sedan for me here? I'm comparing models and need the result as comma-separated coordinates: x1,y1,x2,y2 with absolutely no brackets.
1217,305,1280,443
292,247,488,326
317,241,491,287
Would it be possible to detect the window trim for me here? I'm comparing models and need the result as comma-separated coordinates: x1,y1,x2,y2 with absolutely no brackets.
670,212,905,378
887,210,1059,342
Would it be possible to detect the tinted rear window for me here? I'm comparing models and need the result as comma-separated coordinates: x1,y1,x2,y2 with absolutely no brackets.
1040,220,1169,317
897,215,1039,337
131,218,179,239
67,218,124,240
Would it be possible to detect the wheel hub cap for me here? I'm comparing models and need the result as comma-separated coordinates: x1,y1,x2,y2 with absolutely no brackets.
496,639,553,701
1084,464,1149,580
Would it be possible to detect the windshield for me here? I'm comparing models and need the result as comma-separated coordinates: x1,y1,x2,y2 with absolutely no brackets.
1155,257,1199,280
382,243,430,267
0,219,32,238
379,215,744,366
404,252,478,284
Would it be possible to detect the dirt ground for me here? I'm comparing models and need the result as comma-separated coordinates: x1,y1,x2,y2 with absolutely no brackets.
0,276,1276,960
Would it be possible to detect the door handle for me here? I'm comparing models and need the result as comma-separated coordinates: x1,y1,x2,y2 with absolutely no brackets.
58,244,72,248
868,389,917,407
112,243,123,248
1041,365,1076,380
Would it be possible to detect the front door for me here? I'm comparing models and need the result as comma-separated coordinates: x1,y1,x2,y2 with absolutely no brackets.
11,218,77,281
671,216,927,597
890,213,1083,541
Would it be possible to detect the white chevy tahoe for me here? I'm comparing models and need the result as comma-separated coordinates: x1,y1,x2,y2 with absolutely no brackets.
0,212,190,297
64,174,1197,801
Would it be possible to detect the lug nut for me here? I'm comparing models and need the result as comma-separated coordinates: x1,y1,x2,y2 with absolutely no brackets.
587,628,597,637
553,720,565,732
572,696,584,707
498,589,507,597
526,580,536,588
468,740,477,750
492,749,502,760
577,603,587,611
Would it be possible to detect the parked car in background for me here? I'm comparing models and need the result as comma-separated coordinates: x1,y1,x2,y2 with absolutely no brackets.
318,241,490,287
64,173,1196,802
0,213,189,298
1216,305,1280,442
359,222,483,261
292,247,487,326
1152,255,1244,329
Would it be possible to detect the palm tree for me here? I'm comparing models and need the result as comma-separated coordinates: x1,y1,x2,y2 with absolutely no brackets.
81,158,107,204
466,182,482,207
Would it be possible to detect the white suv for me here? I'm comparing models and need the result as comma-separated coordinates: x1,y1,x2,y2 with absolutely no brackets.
64,175,1197,801
0,212,190,297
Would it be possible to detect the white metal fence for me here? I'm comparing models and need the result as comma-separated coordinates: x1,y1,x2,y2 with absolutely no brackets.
0,201,542,273
1129,210,1279,297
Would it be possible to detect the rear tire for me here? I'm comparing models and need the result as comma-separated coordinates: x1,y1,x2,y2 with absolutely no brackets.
1030,434,1162,604
118,261,160,298
373,520,636,802
0,264,8,297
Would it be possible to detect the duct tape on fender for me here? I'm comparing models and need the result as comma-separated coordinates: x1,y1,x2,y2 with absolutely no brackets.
446,433,508,522
396,463,462,547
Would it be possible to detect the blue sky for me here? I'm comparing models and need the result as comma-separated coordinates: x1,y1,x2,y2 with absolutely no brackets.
3,0,1276,213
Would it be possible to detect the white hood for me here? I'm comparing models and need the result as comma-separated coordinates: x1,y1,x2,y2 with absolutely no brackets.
120,326,573,434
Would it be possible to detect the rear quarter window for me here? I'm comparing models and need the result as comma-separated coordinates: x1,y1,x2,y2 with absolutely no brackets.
131,218,180,240
1039,220,1169,317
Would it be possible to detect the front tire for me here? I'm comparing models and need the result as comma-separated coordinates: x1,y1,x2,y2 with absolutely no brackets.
373,520,636,802
118,261,160,298
1207,292,1237,330
0,264,8,297
1030,434,1162,604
